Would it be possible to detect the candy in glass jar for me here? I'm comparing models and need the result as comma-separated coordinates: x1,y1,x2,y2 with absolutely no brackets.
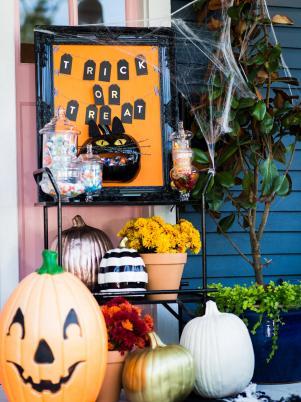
39,160,85,201
170,121,199,200
39,107,80,168
78,145,103,201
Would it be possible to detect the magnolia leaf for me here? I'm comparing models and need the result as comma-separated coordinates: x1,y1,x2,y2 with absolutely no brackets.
252,101,267,121
272,76,299,86
273,141,286,164
243,172,254,191
247,53,265,66
217,143,238,166
208,198,224,212
231,97,239,109
217,172,235,188
192,174,214,198
271,14,294,25
208,17,223,30
259,158,278,196
274,175,290,196
192,175,206,199
227,5,242,20
259,113,274,134
238,98,256,109
243,215,250,229
217,213,235,233
192,148,209,164
230,120,240,136
256,70,269,82
209,86,223,101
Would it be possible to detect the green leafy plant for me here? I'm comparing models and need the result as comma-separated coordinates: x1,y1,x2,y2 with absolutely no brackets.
192,0,301,285
206,282,301,361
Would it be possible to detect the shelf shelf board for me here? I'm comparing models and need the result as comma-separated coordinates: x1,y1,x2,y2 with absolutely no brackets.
93,287,217,305
35,199,201,207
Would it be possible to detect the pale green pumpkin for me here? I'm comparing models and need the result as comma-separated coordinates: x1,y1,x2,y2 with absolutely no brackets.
122,332,195,402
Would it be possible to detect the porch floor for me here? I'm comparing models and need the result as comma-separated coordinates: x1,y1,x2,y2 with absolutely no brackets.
1,383,301,401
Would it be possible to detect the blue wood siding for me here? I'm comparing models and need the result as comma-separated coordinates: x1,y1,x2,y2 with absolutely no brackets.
172,0,301,285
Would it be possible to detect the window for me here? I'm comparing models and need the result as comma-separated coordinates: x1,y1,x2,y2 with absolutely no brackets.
77,0,125,26
20,0,69,63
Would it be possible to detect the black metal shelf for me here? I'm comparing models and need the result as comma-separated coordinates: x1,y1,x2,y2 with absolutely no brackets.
93,288,217,304
35,199,200,207
33,167,214,330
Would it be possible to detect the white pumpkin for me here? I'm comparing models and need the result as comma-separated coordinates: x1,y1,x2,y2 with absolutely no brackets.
180,300,254,399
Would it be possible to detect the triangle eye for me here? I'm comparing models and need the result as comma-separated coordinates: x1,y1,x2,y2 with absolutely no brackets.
96,139,109,146
114,139,127,146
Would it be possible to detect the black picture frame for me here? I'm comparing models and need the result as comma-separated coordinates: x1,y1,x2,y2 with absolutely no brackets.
34,25,180,205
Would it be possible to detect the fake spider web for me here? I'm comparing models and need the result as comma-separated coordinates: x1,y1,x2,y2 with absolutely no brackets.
35,0,299,175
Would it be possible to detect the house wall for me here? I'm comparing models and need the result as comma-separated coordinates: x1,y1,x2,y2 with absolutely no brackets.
173,0,301,286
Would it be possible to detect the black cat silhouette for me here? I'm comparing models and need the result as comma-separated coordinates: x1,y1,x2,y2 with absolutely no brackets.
79,117,141,182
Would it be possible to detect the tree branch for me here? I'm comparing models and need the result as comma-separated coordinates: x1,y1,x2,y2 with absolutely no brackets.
257,201,271,241
284,139,297,176
212,215,253,266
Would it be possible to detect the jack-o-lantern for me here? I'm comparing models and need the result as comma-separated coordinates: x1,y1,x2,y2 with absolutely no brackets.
79,117,141,182
0,250,107,402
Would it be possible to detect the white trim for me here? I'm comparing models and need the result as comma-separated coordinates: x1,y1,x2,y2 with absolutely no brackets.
0,1,19,306
98,271,148,284
146,0,171,27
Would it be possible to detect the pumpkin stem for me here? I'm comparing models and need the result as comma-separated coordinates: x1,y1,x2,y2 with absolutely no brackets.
72,215,86,228
205,300,220,316
37,250,64,275
148,332,166,349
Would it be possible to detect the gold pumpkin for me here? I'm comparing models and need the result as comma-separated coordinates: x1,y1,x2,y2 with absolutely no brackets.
122,332,195,402
0,250,107,402
51,215,113,291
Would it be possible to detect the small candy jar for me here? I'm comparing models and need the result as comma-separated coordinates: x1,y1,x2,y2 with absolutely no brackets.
78,145,103,201
170,121,199,201
39,107,80,168
40,160,85,201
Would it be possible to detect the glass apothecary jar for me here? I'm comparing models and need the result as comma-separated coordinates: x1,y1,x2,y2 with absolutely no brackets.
39,107,80,168
39,160,85,201
170,121,199,201
78,145,103,201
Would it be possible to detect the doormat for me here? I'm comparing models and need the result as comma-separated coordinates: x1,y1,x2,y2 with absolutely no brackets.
222,383,301,402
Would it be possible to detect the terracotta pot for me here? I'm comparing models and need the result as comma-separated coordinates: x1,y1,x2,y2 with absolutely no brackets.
140,253,187,300
96,351,127,402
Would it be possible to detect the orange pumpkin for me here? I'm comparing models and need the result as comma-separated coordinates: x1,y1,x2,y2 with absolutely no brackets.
0,250,107,402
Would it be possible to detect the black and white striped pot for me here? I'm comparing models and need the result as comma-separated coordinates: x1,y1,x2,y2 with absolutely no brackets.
98,248,148,297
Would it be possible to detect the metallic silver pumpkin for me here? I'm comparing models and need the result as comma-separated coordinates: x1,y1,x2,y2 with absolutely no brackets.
51,215,113,291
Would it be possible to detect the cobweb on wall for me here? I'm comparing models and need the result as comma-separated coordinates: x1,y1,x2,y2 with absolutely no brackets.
35,0,299,174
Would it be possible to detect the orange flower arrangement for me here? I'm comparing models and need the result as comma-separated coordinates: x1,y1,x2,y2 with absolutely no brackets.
101,297,154,354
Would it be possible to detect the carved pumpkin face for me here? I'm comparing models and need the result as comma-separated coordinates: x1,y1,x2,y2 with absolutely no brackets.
79,117,141,182
0,250,107,402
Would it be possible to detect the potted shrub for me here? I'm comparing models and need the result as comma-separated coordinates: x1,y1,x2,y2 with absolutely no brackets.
189,0,301,383
118,216,201,300
97,297,154,402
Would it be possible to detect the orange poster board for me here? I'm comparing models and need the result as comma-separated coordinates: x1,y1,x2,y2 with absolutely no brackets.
53,44,163,187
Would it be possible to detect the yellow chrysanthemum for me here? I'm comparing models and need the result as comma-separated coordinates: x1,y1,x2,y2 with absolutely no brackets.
117,217,201,254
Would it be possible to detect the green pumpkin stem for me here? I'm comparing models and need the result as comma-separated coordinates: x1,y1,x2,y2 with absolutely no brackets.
148,332,166,349
37,250,64,275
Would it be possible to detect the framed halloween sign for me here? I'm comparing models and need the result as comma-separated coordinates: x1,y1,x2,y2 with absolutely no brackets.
34,26,178,204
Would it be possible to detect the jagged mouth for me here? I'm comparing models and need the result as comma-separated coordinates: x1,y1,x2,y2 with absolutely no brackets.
7,360,84,393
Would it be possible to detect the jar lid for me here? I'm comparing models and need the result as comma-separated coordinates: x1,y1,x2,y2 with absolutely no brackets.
39,107,80,136
78,144,102,164
170,121,192,141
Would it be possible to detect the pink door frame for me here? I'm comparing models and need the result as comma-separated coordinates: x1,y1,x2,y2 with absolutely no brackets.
15,0,147,278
